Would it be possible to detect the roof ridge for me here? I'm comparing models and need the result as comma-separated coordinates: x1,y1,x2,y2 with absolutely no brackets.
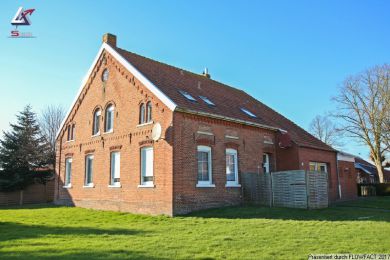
116,47,247,95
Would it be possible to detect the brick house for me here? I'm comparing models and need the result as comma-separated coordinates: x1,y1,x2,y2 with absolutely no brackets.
55,33,346,215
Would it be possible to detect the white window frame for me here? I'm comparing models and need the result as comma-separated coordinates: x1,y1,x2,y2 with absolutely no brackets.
225,148,240,187
109,152,121,187
309,162,328,173
139,147,154,187
64,158,72,188
263,153,270,173
92,109,101,136
196,145,215,187
105,105,114,133
84,155,94,187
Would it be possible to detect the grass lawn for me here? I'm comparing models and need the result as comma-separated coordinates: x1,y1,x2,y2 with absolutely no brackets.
0,198,390,259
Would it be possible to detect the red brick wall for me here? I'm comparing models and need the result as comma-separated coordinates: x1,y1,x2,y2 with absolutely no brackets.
298,147,338,202
172,112,276,215
55,50,174,215
337,160,358,201
275,142,300,171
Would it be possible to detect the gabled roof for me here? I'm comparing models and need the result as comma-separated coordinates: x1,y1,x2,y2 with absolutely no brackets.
116,47,334,152
57,38,335,152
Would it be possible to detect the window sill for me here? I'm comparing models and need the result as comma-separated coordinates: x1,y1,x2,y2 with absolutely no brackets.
196,183,216,188
225,183,241,188
91,133,101,138
63,184,72,189
83,184,95,188
103,130,113,135
137,184,155,188
137,121,154,128
66,140,75,143
108,184,121,188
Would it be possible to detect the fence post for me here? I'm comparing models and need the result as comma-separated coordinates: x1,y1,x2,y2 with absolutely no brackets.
305,171,309,209
270,172,274,207
19,190,24,205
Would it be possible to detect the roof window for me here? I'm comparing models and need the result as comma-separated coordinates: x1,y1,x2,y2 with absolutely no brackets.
179,90,197,102
240,108,256,118
199,96,215,106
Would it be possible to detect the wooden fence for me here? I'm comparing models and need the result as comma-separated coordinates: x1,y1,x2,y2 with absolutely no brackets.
0,180,55,206
241,170,328,209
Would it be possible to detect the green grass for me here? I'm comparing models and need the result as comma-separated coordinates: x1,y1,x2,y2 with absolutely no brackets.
0,198,390,259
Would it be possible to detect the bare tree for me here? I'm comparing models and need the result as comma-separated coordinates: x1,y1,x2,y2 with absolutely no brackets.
39,105,66,166
332,64,390,183
309,115,342,148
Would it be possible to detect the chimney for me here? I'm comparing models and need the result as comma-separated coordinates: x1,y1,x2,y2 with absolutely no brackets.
202,67,211,79
102,33,117,47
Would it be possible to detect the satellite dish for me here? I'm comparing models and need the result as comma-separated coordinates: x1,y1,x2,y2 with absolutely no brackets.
152,122,162,141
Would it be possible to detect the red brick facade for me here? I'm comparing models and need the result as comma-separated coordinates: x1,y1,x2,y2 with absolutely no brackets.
54,34,353,216
55,48,174,215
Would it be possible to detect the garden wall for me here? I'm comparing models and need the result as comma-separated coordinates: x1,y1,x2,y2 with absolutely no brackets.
0,180,54,206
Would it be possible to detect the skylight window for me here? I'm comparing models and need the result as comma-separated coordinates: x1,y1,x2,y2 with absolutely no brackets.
179,90,197,102
240,108,257,118
199,96,215,106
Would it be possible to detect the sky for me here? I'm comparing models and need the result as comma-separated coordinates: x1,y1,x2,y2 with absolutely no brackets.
1,0,389,159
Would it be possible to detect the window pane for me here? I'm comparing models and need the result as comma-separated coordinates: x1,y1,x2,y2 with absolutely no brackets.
93,112,100,135
65,158,72,185
85,156,93,184
147,102,152,122
141,147,153,184
197,151,209,181
105,106,114,132
226,154,236,181
140,104,145,124
110,152,120,185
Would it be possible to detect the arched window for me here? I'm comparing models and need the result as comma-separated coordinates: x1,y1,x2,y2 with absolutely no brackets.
139,103,145,124
146,102,152,123
92,109,101,135
105,104,114,133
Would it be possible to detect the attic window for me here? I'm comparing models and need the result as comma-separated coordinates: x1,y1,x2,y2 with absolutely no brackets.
240,108,256,118
199,96,215,106
102,69,109,82
179,90,197,102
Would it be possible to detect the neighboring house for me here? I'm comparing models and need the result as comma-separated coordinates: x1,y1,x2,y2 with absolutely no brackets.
55,33,345,215
355,157,390,184
336,152,358,201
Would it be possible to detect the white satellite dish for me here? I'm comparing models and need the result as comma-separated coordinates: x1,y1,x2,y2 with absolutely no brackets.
152,122,162,141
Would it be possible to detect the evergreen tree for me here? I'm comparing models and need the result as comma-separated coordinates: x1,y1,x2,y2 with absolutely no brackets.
0,105,51,191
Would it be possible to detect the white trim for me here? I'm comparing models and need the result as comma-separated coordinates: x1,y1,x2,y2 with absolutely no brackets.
108,184,122,188
175,107,283,132
225,184,241,188
197,145,213,187
226,148,239,186
197,131,214,136
62,184,72,189
91,133,101,138
137,121,154,128
225,135,239,140
196,183,216,188
56,43,177,140
83,183,95,188
137,184,156,188
337,153,355,163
